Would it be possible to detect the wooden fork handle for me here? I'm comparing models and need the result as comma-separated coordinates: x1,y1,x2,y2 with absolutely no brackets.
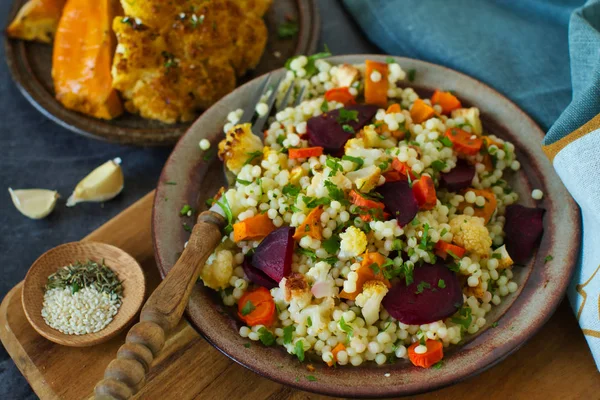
94,211,226,400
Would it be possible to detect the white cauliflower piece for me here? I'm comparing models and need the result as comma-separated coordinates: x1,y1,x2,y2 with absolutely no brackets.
449,215,492,257
200,249,233,290
284,273,312,314
492,244,514,269
296,297,335,333
346,165,381,193
306,261,337,298
339,226,367,259
355,280,389,326
361,125,396,149
328,171,352,190
344,138,384,167
451,107,483,135
306,261,332,282
334,64,360,88
218,123,263,174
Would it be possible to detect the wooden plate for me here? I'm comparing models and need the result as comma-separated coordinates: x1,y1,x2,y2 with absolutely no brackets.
151,55,580,397
4,0,319,146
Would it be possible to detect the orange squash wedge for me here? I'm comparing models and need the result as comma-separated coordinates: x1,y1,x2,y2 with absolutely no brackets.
7,0,66,43
51,0,123,120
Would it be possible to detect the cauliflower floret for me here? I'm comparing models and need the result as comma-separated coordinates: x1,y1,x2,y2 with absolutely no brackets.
451,107,483,135
306,261,337,298
306,261,332,282
492,244,514,269
200,249,233,290
339,226,368,259
218,123,263,174
355,280,389,326
449,215,492,257
360,125,396,149
296,297,335,333
284,273,312,314
346,165,381,193
344,138,384,167
333,64,360,88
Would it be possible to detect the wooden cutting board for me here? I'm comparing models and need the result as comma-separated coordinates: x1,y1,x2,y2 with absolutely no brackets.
1,192,598,400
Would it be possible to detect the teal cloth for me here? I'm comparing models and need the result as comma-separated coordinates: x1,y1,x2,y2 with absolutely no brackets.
343,0,600,368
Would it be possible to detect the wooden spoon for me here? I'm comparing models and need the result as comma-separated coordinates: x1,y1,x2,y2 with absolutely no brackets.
94,211,225,400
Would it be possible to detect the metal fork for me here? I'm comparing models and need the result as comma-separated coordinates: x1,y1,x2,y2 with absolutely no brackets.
223,73,306,185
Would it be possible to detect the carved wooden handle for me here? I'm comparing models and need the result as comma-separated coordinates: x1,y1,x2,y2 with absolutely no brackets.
94,211,226,400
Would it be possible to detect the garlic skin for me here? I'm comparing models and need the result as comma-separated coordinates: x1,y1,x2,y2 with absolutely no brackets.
8,188,59,219
67,158,124,207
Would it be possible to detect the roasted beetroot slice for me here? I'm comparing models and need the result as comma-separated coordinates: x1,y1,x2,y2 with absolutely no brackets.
504,205,545,264
251,226,294,282
307,105,378,154
382,263,463,325
440,159,475,192
242,257,278,289
376,180,419,227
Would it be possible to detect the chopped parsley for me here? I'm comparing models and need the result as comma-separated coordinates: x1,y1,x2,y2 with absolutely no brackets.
183,222,192,232
278,20,299,38
339,316,354,340
431,160,447,172
418,224,430,250
407,68,416,82
451,307,473,331
244,150,263,165
283,325,295,344
544,255,554,263
285,50,331,77
297,248,317,260
165,181,177,185
321,100,329,113
258,327,275,346
386,56,395,64
492,253,502,259
342,124,355,133
369,262,381,275
282,184,301,197
337,108,359,124
446,249,459,260
244,343,251,348
432,361,443,369
415,280,432,294
491,321,499,328
306,375,318,382
295,340,305,362
302,195,330,209
322,236,341,254
324,180,345,201
240,300,256,316
307,316,313,327
325,157,344,175
438,279,446,289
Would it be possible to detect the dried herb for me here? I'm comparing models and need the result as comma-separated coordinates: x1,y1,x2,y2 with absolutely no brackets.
46,260,122,298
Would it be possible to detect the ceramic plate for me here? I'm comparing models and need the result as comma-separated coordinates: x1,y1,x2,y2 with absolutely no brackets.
152,55,580,397
4,0,319,146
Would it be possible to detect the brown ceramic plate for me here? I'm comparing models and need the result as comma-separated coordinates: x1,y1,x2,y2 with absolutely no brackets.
4,0,319,146
152,55,580,397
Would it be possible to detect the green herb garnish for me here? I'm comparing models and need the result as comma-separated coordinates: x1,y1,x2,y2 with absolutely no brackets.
339,316,354,340
324,180,345,201
544,255,553,263
337,108,359,124
431,160,447,172
491,322,499,328
438,279,446,289
244,343,251,348
295,341,305,362
258,327,276,346
386,56,395,64
452,307,473,331
180,204,193,216
236,178,252,185
240,300,256,316
342,124,354,133
432,361,443,369
415,281,432,294
322,236,341,254
46,259,122,298
321,100,329,113
215,196,234,235
307,317,313,327
182,223,192,232
278,20,299,38
165,181,177,185
407,69,416,82
282,184,301,197
283,325,295,345
244,150,263,165
306,375,318,382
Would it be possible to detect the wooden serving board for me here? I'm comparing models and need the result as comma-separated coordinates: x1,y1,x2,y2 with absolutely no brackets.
1,192,598,400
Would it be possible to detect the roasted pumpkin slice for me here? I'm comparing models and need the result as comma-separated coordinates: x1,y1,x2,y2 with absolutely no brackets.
6,0,66,43
51,0,123,120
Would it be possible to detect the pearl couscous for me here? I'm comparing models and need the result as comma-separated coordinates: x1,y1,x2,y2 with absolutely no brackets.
202,56,535,369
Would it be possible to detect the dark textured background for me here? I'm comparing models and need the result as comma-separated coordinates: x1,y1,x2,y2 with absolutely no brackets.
0,1,377,398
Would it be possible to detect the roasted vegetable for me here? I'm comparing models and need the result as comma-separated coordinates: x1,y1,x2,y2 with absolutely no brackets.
52,0,123,119
7,0,66,43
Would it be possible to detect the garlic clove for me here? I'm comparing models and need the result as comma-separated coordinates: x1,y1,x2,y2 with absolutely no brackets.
8,188,59,219
67,158,124,207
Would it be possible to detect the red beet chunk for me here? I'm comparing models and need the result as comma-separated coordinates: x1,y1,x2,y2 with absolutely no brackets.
376,180,419,227
440,160,475,192
242,257,278,289
504,205,545,264
382,263,463,325
307,105,378,154
251,226,294,282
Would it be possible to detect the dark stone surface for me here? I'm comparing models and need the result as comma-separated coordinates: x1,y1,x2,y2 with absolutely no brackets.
0,1,377,398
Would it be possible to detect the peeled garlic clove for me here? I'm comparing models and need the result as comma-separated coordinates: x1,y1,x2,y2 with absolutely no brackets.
67,158,124,207
9,188,59,219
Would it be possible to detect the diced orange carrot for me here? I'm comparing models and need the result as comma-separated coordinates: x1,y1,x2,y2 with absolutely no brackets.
431,90,462,114
410,99,435,124
383,170,405,182
233,213,276,242
349,190,385,210
288,146,324,159
391,159,418,180
365,60,389,107
434,241,466,260
293,206,324,241
324,87,356,106
327,343,347,367
408,340,443,368
340,252,391,300
412,175,436,210
238,287,276,326
444,128,483,156
458,188,497,224
386,103,401,114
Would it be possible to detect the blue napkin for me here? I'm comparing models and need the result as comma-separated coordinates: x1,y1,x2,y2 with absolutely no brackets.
343,0,600,368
